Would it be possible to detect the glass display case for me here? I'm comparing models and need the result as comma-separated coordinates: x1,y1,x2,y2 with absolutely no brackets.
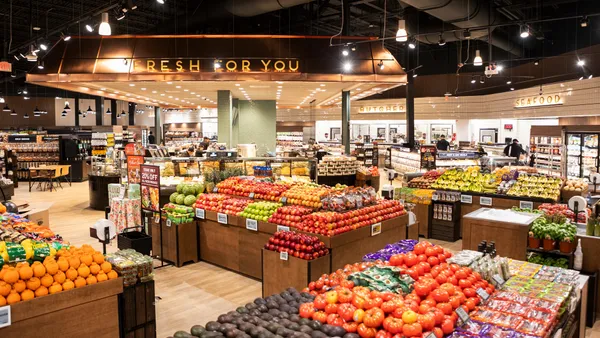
390,146,423,174
530,135,563,177
436,151,480,168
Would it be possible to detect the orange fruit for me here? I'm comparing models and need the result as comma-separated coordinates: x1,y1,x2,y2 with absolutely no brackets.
80,254,93,266
68,257,80,270
77,264,90,278
0,281,10,297
18,265,33,280
107,270,118,280
6,291,20,304
44,261,59,275
13,280,26,293
53,271,66,284
0,266,7,280
35,286,48,297
0,295,5,306
93,253,105,264
20,289,34,301
57,258,69,272
62,280,75,291
40,274,54,288
89,263,101,275
96,272,108,282
101,262,112,274
2,268,19,284
49,282,62,294
32,262,46,278
86,275,97,285
74,277,86,288
26,277,41,291
66,267,78,281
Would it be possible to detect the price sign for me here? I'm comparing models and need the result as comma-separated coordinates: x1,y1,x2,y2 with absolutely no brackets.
213,187,219,193
399,199,405,205
166,219,172,227
246,218,258,231
520,201,534,209
492,274,505,286
371,223,382,236
0,305,10,328
455,307,470,323
480,197,493,206
280,251,288,260
426,333,437,338
277,225,290,232
461,195,473,204
476,288,490,301
249,192,255,199
119,186,126,199
195,208,205,219
281,196,288,204
217,213,228,224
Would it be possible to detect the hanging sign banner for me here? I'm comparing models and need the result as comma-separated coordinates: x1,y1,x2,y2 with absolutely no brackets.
514,94,563,108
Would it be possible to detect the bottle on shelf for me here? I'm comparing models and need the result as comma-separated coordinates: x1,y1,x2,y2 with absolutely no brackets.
574,238,583,271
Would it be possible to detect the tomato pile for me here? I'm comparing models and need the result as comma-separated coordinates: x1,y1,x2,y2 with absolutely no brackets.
300,242,495,338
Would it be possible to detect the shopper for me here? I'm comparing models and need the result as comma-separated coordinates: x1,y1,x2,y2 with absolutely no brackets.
148,131,156,144
503,139,527,159
200,136,211,150
436,135,450,151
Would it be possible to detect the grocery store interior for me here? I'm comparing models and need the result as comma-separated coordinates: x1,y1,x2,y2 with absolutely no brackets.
2,0,600,337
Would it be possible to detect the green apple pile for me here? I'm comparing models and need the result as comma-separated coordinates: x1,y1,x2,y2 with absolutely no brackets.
239,201,282,222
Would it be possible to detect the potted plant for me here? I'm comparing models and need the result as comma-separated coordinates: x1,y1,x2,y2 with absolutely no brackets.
558,224,577,253
528,231,540,249
528,222,544,249
542,232,556,251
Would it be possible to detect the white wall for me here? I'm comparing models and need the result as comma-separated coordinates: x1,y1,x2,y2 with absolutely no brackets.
315,120,341,141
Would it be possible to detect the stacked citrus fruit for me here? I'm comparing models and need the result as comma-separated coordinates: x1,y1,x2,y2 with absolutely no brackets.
0,244,117,305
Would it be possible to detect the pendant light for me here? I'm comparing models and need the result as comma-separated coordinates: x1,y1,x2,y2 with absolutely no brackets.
10,109,17,116
395,20,407,42
473,50,483,66
82,111,87,118
105,107,112,115
87,105,95,114
33,106,41,117
99,12,111,36
121,110,126,117
23,112,29,119
61,110,67,118
64,101,71,112
2,104,9,112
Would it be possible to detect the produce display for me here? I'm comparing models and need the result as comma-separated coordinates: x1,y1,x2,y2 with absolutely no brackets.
562,179,588,192
268,206,314,228
430,167,496,193
348,265,414,294
105,249,154,287
321,187,377,212
0,244,117,305
281,184,330,208
264,230,329,260
240,202,283,222
362,239,418,262
220,198,252,216
407,170,443,189
529,215,577,249
171,183,205,206
538,203,588,223
0,213,64,243
527,253,569,269
194,193,231,212
216,177,289,201
507,174,562,201
162,204,195,224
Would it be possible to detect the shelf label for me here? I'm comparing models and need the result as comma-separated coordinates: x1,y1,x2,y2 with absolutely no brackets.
492,274,505,286
520,201,534,209
281,196,288,204
119,186,126,199
0,305,10,328
195,208,205,219
371,223,382,236
280,251,288,261
461,195,473,204
455,307,470,324
249,192,255,199
480,197,493,206
166,219,172,227
217,213,228,224
426,333,436,338
213,187,219,193
246,218,258,231
277,225,290,232
476,288,490,301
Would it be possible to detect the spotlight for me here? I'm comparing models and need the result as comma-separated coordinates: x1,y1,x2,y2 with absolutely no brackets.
378,60,384,70
343,62,352,72
115,11,127,21
480,77,485,84
507,79,512,84
2,104,10,112
351,46,357,52
581,16,589,28
534,60,539,66
37,61,44,70
474,50,483,66
342,48,349,56
510,87,515,91
85,24,94,33
13,55,19,61
157,0,165,3
99,12,112,36
408,39,416,49
23,96,30,100
39,42,48,51
11,109,17,116
520,25,530,38
0,98,4,104
395,19,407,42
471,76,476,84
577,59,585,67
497,65,504,72
579,76,584,81
589,74,593,79
214,60,222,69
64,102,71,112
463,30,471,39
412,73,418,78
438,34,446,46
22,88,28,94
61,33,71,41
10,71,16,78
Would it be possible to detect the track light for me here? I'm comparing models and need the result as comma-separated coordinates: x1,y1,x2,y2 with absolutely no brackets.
22,88,28,94
581,16,589,28
510,87,515,91
473,50,483,66
395,20,407,42
471,76,476,84
507,79,512,84
534,60,539,66
25,45,37,62
10,71,16,78
13,55,19,61
85,24,94,33
23,96,29,100
412,73,418,78
438,34,446,46
2,104,10,112
115,11,127,21
351,46,357,52
11,109,17,116
37,61,44,70
39,42,48,51
61,33,71,41
343,62,352,72
589,74,593,79
64,101,71,112
577,59,585,67
378,60,384,70
99,12,111,36
342,48,349,56
157,0,165,3
520,25,530,38
480,77,485,84
408,37,416,49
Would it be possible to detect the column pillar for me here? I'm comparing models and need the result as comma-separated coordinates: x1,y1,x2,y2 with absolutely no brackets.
128,102,135,125
217,90,233,147
154,106,161,145
341,90,351,155
74,95,80,127
95,97,103,126
111,100,117,125
406,73,415,148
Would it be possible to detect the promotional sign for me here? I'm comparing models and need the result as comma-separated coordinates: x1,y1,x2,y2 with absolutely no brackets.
140,165,160,211
127,155,144,184
419,145,437,170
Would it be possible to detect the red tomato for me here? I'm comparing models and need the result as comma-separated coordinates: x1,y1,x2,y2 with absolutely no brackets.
405,253,418,267
343,322,358,333
431,289,450,303
352,295,366,309
381,300,399,314
312,311,328,323
418,261,431,273
449,264,460,272
389,254,405,267
433,327,444,338
472,271,482,281
414,264,425,277
382,317,404,334
404,293,421,305
402,323,423,337
441,319,455,335
338,303,357,321
337,287,354,303
465,298,476,311
468,296,480,306
448,296,461,309
417,254,428,263
364,297,383,310
420,298,436,308
413,243,426,255
458,279,472,289
381,292,396,302
327,313,345,326
447,275,458,286
375,330,392,338
418,313,436,331
406,268,419,281
300,303,315,318
435,273,447,285
414,282,431,297
363,308,385,328
428,308,445,325
437,253,447,263
427,256,440,266
325,303,339,314
440,283,456,296
455,269,468,280
425,247,437,257
463,287,476,298
436,302,453,315
314,295,327,310
404,299,420,312
434,245,443,255
357,323,377,338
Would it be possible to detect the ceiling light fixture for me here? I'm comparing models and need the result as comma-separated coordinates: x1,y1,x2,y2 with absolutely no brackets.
510,87,515,91
395,19,408,42
507,79,512,84
438,34,446,46
157,0,165,4
496,65,504,72
99,12,111,36
343,62,352,72
342,48,349,57
64,102,71,112
23,113,29,119
378,60,384,70
480,77,485,84
85,24,95,33
37,61,44,69
412,73,418,78
520,25,530,38
87,106,95,114
579,76,584,81
61,32,71,41
105,107,112,114
577,59,585,67
2,104,10,112
473,50,483,66
581,16,589,28
471,76,476,84
408,38,416,49
534,60,539,66
10,109,16,116
39,42,48,51
463,30,471,39
61,110,67,118
589,74,593,79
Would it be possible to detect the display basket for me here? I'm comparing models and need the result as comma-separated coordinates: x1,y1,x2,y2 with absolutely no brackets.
118,226,152,255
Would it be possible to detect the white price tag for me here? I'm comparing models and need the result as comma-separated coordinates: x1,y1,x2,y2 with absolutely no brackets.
520,201,534,209
281,196,288,204
476,287,490,301
280,251,288,260
371,223,382,236
249,192,255,199
277,225,290,232
0,305,10,328
426,333,436,338
432,194,439,201
455,307,470,323
195,208,205,219
461,195,473,204
166,219,172,227
119,186,126,199
217,213,228,224
480,197,493,206
399,199,405,205
492,274,505,286
213,187,218,193
246,218,258,231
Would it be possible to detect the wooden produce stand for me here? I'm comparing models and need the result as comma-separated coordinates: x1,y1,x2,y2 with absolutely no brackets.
151,215,198,267
262,249,330,297
462,208,541,260
0,278,123,338
413,203,431,238
578,235,600,322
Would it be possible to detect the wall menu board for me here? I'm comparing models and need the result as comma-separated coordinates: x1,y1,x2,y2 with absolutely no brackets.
7,135,36,143
140,164,160,212
420,145,437,170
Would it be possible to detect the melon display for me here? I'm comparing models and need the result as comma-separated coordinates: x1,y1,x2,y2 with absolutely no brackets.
169,192,179,203
175,194,186,205
176,183,185,193
182,185,194,196
184,195,196,206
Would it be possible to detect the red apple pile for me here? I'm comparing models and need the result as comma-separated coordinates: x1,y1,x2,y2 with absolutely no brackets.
264,230,329,260
216,177,290,201
193,193,231,211
217,198,251,216
268,205,317,229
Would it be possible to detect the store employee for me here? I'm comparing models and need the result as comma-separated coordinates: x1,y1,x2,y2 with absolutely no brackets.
436,135,450,151
503,139,527,159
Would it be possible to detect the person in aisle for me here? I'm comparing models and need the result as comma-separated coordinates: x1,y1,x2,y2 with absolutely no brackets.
200,136,211,150
436,135,450,151
179,147,196,157
148,131,156,144
503,139,527,161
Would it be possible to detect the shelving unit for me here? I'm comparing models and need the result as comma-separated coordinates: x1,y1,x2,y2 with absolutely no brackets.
390,146,423,175
530,127,563,177
276,132,303,148
526,247,574,269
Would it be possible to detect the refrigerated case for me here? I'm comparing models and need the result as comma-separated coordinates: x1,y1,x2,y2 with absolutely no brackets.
566,133,599,180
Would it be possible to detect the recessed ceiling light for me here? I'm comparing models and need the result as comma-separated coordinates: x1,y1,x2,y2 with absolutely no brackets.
168,96,173,98
277,86,282,88
191,92,195,94
167,81,173,84
129,84,135,86
160,93,165,96
184,89,189,92
235,84,240,86
152,90,157,93
175,85,181,88
141,88,146,90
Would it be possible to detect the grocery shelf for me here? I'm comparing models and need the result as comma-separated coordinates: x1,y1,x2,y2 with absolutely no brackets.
526,247,574,258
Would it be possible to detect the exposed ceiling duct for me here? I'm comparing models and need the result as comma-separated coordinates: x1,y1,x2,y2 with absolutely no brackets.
398,0,521,56
224,0,316,17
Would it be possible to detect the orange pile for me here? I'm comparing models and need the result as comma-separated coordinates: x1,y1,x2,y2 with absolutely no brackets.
281,185,329,208
0,244,117,305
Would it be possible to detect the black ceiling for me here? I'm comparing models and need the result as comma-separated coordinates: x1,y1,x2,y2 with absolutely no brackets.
2,0,600,98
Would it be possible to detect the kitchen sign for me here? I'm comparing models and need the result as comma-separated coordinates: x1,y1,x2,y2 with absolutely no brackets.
132,58,300,73
514,94,562,108
359,104,405,113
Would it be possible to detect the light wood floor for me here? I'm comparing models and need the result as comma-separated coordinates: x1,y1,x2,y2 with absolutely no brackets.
12,182,600,337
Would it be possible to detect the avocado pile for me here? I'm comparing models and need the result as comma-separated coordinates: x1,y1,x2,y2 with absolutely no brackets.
172,288,354,338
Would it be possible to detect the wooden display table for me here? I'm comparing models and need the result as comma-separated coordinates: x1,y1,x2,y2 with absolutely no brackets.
0,277,123,338
462,208,541,260
262,249,330,297
151,215,198,267
413,203,431,238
